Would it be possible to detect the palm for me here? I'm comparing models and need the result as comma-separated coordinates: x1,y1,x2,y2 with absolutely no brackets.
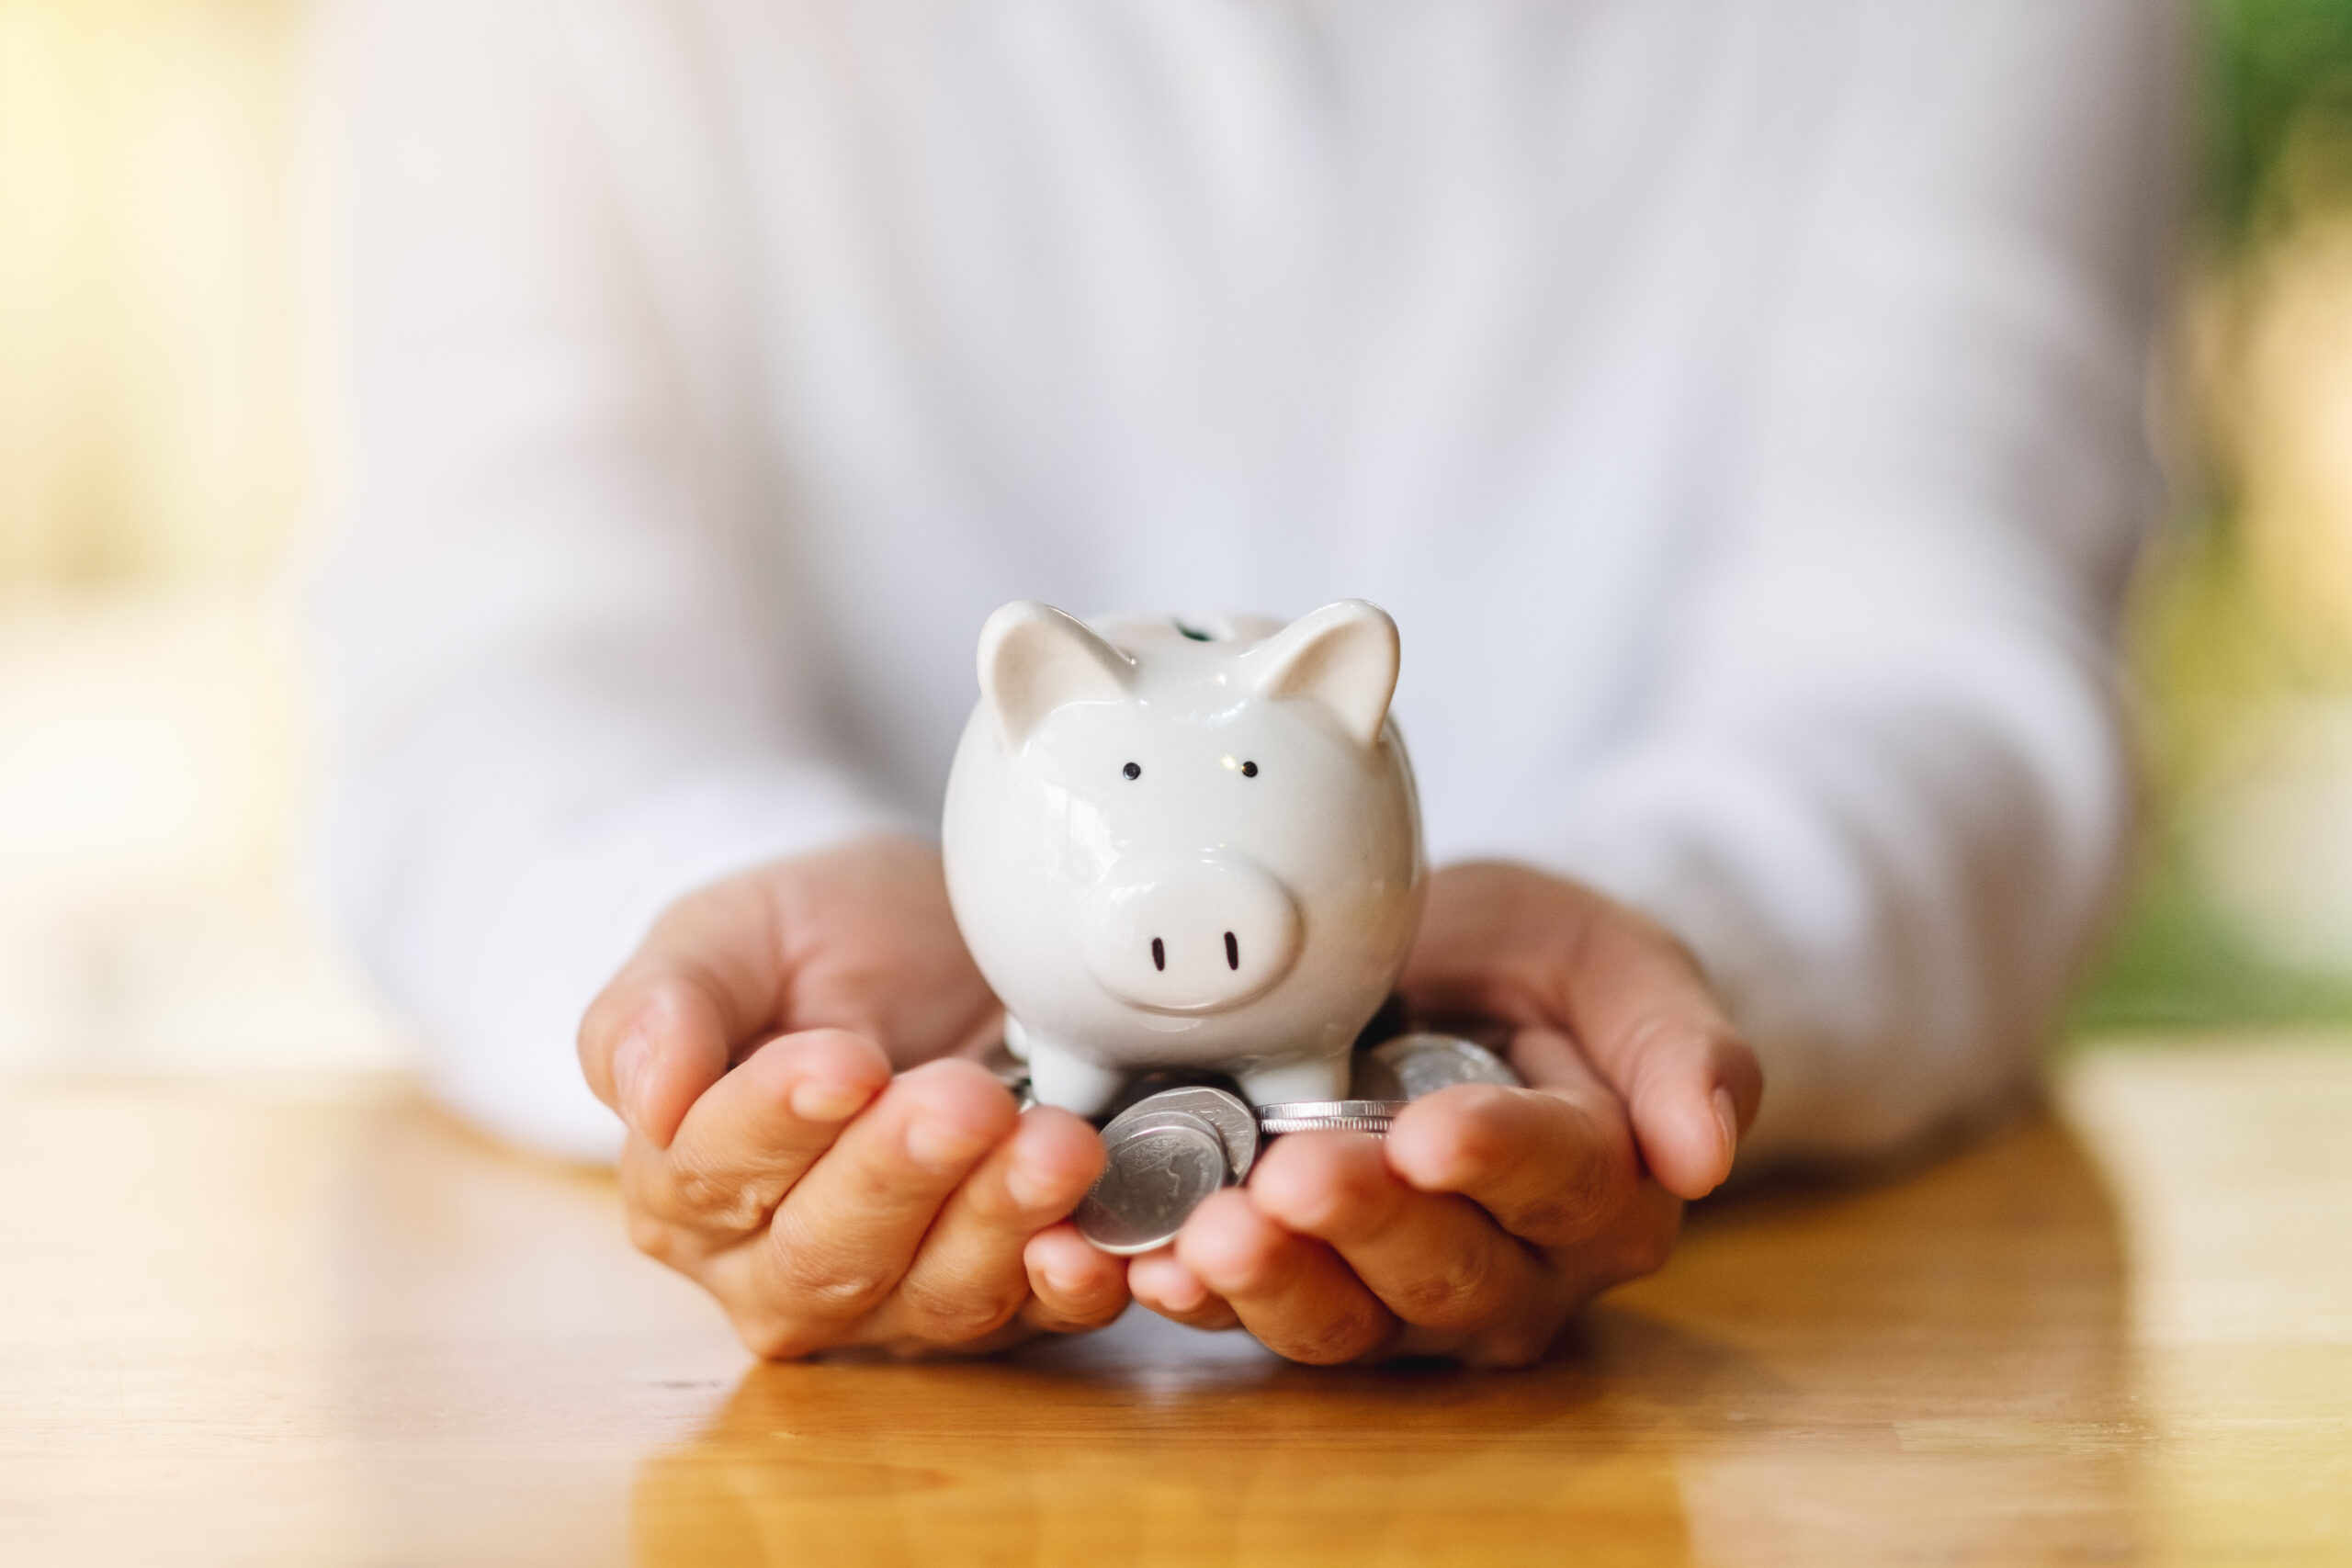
579,835,1127,1359
1122,861,1760,1365
741,838,1001,1069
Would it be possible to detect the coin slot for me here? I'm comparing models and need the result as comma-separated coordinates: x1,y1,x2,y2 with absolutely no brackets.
1151,937,1165,972
1224,931,1238,970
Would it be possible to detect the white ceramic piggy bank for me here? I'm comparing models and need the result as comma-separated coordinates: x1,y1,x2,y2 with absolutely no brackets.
942,600,1425,1116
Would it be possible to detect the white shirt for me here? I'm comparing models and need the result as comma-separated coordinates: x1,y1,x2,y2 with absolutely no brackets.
315,0,2176,1164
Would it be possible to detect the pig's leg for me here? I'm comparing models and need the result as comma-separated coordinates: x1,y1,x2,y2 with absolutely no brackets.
1023,1040,1127,1118
1237,1053,1353,1108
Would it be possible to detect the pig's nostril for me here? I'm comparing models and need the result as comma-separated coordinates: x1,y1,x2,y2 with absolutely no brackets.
1080,858,1296,1010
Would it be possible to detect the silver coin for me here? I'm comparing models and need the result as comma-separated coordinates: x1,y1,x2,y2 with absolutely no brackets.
1369,1032,1522,1098
1252,1100,1410,1122
1257,1114,1399,1136
1073,1111,1229,1255
1105,1085,1258,1181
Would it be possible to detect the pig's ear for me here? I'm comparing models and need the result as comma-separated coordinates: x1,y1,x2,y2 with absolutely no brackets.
978,602,1136,746
1243,600,1399,748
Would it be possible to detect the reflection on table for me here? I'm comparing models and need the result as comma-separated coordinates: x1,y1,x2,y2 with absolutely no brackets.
2,1038,2346,1566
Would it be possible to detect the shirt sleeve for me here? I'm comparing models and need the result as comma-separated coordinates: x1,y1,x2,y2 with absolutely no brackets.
1530,0,2178,1168
311,0,913,1160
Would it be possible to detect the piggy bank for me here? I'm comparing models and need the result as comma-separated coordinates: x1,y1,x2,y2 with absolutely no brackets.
942,600,1426,1116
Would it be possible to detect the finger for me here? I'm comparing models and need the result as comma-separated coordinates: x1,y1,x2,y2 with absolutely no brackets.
727,1060,1016,1351
1398,865,1760,1200
1126,1248,1243,1332
622,1028,891,1244
1020,1224,1134,1334
1535,908,1760,1199
579,877,790,1145
881,1108,1107,1345
1607,1011,1761,1201
1173,1188,1398,1365
1382,1064,1642,1247
1245,1132,1553,1346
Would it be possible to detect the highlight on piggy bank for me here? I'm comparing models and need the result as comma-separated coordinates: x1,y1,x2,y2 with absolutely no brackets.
941,601,1426,1117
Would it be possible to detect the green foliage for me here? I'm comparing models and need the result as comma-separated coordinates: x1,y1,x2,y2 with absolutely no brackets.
2067,3,2352,1032
2204,0,2352,244
2071,832,2352,1035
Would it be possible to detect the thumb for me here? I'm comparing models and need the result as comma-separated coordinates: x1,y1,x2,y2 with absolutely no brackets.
578,880,789,1146
579,968,737,1148
1608,1014,1761,1201
1547,907,1762,1201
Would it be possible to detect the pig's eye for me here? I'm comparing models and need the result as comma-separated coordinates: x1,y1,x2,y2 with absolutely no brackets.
1123,761,1141,781
1240,761,1259,778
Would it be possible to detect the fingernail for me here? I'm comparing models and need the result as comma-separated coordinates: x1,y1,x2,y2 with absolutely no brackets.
1004,1152,1059,1213
612,1031,652,1134
905,1117,992,1172
1712,1087,1740,1159
789,1077,869,1123
1040,1257,1085,1297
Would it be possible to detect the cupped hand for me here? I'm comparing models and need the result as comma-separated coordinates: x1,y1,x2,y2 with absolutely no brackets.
1127,861,1763,1366
578,836,1130,1358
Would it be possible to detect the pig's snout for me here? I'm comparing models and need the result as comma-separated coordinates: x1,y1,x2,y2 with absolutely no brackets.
1078,852,1301,1014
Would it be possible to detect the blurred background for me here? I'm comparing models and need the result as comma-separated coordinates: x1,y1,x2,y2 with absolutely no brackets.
3,0,2351,1081
0,0,402,1074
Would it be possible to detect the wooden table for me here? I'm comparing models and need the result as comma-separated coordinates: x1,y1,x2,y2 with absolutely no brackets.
4,1038,2347,1566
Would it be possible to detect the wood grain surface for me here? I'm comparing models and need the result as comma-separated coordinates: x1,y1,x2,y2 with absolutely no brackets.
3,1038,2346,1566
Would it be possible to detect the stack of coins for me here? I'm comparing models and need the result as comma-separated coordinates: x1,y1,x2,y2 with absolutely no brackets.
1360,1032,1521,1100
1072,1085,1258,1256
1252,1099,1408,1135
1256,1032,1524,1137
1023,1030,1522,1255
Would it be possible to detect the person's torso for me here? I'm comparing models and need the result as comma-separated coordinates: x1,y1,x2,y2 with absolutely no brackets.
663,0,1834,856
